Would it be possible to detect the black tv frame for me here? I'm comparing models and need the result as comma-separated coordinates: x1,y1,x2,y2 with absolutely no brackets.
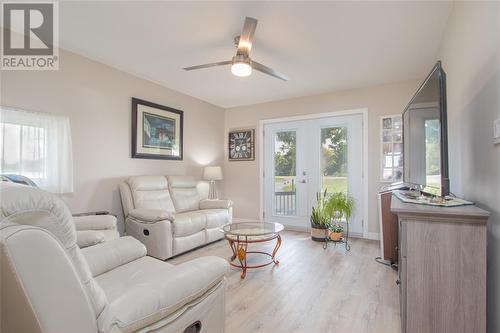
402,61,449,197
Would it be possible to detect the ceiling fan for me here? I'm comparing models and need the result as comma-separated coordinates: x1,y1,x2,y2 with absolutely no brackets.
183,17,289,81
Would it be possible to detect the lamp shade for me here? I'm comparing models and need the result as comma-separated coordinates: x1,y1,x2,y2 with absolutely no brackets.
203,166,223,181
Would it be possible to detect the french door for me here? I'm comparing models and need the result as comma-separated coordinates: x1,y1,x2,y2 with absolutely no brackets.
263,114,364,235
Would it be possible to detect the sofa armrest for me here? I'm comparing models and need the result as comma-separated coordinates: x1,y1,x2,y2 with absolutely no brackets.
128,208,174,223
177,256,229,285
73,214,117,231
77,230,106,248
199,199,233,210
81,236,147,277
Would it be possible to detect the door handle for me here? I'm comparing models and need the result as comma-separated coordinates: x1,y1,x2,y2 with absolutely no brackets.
298,180,307,183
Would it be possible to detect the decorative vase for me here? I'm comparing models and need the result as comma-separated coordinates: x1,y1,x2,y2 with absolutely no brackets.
329,231,343,241
310,219,328,242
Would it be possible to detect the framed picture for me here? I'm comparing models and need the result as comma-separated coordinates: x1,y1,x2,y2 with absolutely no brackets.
132,98,183,160
228,129,255,161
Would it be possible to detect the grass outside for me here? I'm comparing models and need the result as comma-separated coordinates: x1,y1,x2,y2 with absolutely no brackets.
274,176,296,192
274,176,348,193
322,177,348,194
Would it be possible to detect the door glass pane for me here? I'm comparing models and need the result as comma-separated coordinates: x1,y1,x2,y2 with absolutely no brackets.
321,127,348,193
274,131,296,216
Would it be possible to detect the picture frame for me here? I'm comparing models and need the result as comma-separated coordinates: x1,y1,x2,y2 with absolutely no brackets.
228,129,255,161
131,98,183,160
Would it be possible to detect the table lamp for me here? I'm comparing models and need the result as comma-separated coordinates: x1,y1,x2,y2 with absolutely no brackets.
203,166,223,199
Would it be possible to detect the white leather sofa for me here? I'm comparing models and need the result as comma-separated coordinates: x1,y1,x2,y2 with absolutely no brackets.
120,175,232,260
0,182,228,333
73,214,120,248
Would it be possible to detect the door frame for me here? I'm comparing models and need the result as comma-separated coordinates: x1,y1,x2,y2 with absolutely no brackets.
258,108,369,238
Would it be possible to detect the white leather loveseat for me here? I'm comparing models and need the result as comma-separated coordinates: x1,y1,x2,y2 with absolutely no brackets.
0,182,228,333
120,175,232,260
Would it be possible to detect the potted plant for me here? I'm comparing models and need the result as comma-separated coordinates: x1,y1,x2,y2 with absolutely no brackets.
310,189,331,241
329,224,344,241
325,192,355,242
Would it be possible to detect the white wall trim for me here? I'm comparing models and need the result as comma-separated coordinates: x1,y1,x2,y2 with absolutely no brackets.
361,109,369,239
232,219,380,241
364,232,381,241
283,225,309,233
258,108,371,239
232,218,258,223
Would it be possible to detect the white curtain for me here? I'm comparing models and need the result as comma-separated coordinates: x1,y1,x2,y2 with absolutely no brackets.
0,107,73,193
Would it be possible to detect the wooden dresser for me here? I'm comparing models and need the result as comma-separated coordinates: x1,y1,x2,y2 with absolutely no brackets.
391,198,489,333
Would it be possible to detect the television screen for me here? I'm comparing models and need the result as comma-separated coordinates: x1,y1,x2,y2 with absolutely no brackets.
403,61,449,196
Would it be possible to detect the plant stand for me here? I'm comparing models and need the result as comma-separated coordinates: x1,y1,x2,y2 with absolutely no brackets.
323,222,351,251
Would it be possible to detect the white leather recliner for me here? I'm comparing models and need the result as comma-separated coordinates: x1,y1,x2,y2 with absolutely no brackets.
0,182,228,333
120,176,232,260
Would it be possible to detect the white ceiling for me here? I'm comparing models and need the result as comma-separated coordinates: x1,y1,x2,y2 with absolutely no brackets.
59,1,452,108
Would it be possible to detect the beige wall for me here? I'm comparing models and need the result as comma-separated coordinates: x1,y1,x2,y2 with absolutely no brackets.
0,49,225,233
224,80,420,235
436,2,500,332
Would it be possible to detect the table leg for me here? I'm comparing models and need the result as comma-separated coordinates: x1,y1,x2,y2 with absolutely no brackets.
236,237,248,279
228,239,237,261
271,234,282,265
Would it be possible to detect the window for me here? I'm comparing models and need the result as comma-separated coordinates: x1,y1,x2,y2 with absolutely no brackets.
0,107,73,193
321,126,348,193
273,130,296,216
381,115,403,182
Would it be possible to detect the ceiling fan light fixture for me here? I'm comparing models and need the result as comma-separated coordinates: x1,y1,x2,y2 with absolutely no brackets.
183,17,288,81
231,56,252,77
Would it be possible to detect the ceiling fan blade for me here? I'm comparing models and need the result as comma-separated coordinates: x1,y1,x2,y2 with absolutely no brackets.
237,17,258,56
183,60,232,71
252,61,289,81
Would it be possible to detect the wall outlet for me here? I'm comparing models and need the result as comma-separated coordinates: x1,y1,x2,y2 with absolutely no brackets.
495,118,500,145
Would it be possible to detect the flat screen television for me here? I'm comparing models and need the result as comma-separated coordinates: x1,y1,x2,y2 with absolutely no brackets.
402,61,449,197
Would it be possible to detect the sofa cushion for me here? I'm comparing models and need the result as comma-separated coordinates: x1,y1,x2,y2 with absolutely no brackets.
206,227,224,243
174,231,206,256
167,176,200,213
199,199,233,210
128,176,176,213
96,256,228,333
199,209,230,229
128,175,168,191
129,208,174,223
82,236,147,277
99,229,120,242
73,214,117,231
173,211,206,237
77,230,105,248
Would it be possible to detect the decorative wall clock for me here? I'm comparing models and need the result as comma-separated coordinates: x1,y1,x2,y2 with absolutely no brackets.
228,129,255,161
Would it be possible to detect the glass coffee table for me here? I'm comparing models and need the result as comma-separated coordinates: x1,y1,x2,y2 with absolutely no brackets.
221,222,284,279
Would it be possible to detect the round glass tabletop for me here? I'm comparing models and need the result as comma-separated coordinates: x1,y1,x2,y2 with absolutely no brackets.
221,222,284,237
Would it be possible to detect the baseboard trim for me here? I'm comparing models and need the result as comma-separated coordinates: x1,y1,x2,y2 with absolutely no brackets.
283,224,308,232
232,219,380,241
364,232,381,240
232,218,258,223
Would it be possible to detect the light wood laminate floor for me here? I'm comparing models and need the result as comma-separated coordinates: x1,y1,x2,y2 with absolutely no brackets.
169,231,400,333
